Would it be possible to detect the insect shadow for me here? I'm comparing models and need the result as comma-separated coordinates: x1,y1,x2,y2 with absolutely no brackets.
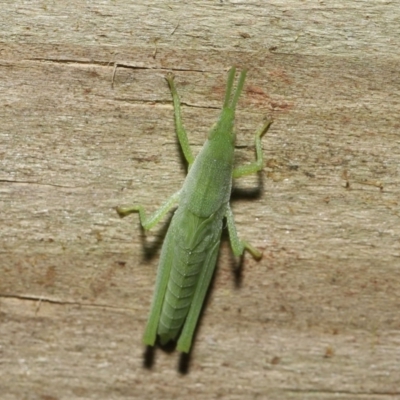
143,335,197,373
137,212,175,260
229,170,265,288
142,340,177,370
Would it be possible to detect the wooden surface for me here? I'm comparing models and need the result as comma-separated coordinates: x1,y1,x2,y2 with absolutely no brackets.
1,1,400,399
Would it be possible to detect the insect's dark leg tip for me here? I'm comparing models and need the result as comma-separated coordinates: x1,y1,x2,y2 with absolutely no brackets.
143,345,155,369
178,352,191,375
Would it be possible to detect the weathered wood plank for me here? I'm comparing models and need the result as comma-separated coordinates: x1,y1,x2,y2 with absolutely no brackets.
1,1,399,399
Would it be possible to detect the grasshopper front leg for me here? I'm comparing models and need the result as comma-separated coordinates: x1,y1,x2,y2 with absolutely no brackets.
233,120,272,179
117,72,194,228
165,73,195,168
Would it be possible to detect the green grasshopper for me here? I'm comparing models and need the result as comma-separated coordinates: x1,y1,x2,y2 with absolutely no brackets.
117,67,271,353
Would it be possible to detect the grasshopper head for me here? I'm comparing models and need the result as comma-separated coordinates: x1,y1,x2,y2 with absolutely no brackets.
208,67,247,146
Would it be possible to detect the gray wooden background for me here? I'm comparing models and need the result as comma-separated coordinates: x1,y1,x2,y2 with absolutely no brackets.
1,1,399,399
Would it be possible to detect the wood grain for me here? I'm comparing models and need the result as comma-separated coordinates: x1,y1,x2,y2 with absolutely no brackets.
1,1,399,399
